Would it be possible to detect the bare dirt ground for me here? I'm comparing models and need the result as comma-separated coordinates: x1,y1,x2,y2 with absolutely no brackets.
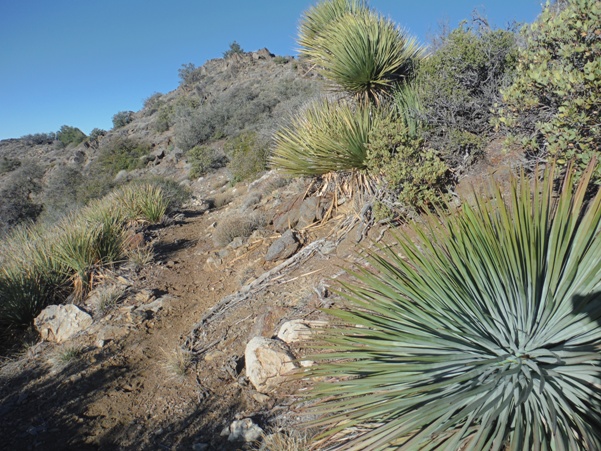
0,171,372,450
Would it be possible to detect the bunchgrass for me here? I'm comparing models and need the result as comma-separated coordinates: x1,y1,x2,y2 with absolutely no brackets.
308,163,601,449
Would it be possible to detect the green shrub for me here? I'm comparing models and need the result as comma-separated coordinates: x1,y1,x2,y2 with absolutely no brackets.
272,99,377,176
365,115,449,216
40,165,85,223
155,103,174,132
114,184,168,223
187,145,226,178
498,0,601,183
0,161,44,236
308,163,601,449
112,110,135,129
225,132,269,182
97,137,151,175
56,125,87,147
273,55,290,65
133,177,191,212
178,63,203,86
0,156,21,174
20,132,56,145
223,41,244,58
143,92,163,115
88,128,107,144
418,21,518,167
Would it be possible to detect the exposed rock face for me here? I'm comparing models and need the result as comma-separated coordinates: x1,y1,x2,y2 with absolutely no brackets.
265,229,300,262
245,337,298,393
34,304,93,343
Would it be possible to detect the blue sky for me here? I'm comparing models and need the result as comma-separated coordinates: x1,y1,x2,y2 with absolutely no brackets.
0,0,544,140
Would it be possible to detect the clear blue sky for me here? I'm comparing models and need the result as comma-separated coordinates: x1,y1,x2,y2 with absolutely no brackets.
0,0,544,140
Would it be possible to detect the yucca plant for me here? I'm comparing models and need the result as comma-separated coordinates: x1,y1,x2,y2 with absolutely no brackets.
300,3,423,103
272,99,379,176
308,163,601,450
116,183,168,223
298,0,367,54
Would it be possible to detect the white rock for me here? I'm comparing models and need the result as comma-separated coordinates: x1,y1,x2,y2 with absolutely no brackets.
34,304,93,343
277,319,327,344
245,337,298,393
227,418,264,442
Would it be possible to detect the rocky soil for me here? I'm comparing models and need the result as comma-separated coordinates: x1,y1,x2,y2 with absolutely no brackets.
0,166,379,450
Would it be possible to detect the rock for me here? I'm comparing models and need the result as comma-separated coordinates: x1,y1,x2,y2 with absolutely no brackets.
245,337,298,393
297,197,325,228
95,324,131,343
252,393,270,403
252,48,274,60
277,319,327,344
34,304,93,343
227,418,264,442
265,230,300,262
272,196,304,233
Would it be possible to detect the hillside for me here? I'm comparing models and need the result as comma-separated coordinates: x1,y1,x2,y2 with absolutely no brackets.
1,0,600,449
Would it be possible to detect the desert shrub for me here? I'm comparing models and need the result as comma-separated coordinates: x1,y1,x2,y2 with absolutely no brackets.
213,212,265,246
0,156,21,174
498,0,601,183
56,125,87,147
272,99,377,176
97,137,151,175
225,132,269,182
112,110,135,129
366,115,449,217
223,40,244,58
0,161,44,236
88,128,107,144
143,92,163,115
273,55,290,65
178,63,204,86
187,145,226,178
40,165,85,223
75,170,116,206
20,132,56,145
155,103,174,132
308,164,601,449
418,21,518,168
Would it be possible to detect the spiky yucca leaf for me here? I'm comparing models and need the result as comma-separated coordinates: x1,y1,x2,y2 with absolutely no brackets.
271,99,379,176
309,163,601,450
303,9,423,103
298,0,367,57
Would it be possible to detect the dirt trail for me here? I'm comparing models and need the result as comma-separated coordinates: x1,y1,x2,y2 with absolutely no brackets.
0,174,365,450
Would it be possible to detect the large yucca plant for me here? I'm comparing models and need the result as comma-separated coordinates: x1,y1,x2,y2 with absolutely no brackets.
298,0,367,54
271,99,379,176
308,163,601,450
300,5,423,103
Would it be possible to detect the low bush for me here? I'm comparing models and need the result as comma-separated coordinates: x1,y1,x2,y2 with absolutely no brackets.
187,145,226,178
417,20,518,168
497,0,601,183
133,177,191,212
20,132,56,145
143,92,163,115
154,104,174,132
0,156,21,174
97,137,151,175
112,110,135,129
365,115,449,217
56,125,87,147
223,41,244,58
213,212,265,247
225,132,269,182
308,163,601,449
0,161,44,236
40,165,85,223
88,128,107,145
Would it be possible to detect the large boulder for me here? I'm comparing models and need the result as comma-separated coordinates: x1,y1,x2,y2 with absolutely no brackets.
34,304,93,343
245,337,298,393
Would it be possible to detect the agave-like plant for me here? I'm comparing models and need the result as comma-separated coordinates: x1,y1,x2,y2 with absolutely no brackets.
298,0,367,55
309,163,601,450
271,99,380,176
300,4,423,103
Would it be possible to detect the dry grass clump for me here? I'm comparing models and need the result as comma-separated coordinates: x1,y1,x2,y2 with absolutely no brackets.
162,346,193,379
213,212,266,247
253,427,313,451
210,191,233,209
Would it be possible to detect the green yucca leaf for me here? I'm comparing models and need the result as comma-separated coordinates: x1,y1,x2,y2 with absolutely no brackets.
271,99,379,176
308,163,601,450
